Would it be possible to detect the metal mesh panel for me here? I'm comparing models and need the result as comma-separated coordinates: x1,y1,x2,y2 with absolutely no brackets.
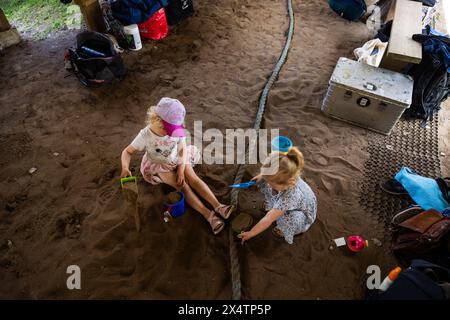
359,116,441,240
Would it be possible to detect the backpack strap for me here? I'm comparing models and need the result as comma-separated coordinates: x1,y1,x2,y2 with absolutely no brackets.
436,177,450,203
67,48,90,86
439,283,450,299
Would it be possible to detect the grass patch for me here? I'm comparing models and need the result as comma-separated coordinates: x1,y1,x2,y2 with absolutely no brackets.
1,0,82,39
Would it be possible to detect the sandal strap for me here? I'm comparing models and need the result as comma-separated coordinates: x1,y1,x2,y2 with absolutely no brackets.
214,204,226,211
208,212,224,234
215,204,234,218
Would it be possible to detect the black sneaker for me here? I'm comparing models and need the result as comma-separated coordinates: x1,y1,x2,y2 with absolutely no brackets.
379,178,408,195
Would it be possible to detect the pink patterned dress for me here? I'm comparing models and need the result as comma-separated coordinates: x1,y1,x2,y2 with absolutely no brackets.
131,126,200,184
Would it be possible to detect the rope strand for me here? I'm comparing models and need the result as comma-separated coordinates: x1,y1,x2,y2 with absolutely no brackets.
229,0,295,300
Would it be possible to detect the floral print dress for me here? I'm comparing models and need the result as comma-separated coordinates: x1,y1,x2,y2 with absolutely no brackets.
259,177,317,244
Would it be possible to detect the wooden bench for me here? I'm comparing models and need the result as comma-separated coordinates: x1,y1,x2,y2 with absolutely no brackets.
380,0,423,72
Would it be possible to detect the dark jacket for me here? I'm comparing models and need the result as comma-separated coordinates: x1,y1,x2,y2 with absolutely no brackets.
405,27,450,123
111,0,168,25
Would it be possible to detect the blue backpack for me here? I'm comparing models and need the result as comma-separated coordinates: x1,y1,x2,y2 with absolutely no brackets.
328,0,367,21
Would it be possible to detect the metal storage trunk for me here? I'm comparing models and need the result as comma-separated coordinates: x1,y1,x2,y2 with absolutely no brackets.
321,57,414,135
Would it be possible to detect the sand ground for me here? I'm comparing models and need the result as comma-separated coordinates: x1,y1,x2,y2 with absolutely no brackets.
0,0,448,299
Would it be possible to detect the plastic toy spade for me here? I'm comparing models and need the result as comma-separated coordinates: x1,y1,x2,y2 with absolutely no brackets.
120,176,137,188
229,181,256,189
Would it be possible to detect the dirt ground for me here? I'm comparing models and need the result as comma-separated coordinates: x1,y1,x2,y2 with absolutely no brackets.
0,0,448,299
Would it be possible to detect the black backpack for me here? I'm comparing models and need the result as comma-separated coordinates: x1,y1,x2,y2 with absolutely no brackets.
65,31,127,86
368,260,450,300
165,0,194,26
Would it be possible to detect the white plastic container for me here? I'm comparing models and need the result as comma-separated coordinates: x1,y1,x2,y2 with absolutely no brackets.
123,24,142,51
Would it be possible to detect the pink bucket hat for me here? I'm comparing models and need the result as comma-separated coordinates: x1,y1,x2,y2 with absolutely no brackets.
155,97,186,137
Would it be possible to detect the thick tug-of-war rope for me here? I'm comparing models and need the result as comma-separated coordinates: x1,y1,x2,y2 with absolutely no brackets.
228,0,295,300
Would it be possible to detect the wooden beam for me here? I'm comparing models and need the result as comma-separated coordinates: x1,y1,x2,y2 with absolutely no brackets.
386,0,396,22
0,9,11,32
0,28,21,49
73,0,106,32
386,0,423,64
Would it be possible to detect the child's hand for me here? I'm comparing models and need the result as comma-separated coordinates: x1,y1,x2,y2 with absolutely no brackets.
237,231,252,244
120,168,132,178
251,174,262,185
177,166,185,186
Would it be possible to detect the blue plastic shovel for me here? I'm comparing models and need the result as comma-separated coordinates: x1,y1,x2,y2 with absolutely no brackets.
229,181,256,189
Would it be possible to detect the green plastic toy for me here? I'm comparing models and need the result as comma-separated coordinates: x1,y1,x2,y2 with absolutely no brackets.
120,176,137,188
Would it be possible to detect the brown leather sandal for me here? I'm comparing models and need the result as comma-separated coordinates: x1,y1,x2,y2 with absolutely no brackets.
214,204,235,220
272,227,284,239
208,212,225,235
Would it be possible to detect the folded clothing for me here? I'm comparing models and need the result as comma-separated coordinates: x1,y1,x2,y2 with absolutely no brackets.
111,0,168,25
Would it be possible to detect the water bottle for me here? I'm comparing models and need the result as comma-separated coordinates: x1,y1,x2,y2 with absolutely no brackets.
80,46,106,58
379,267,402,291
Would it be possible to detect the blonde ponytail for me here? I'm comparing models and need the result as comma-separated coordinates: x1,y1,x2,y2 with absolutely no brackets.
262,147,304,185
286,147,304,172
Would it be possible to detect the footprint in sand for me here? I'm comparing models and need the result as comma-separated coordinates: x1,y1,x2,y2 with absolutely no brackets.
310,136,328,146
309,219,329,252
313,154,329,166
93,184,120,215
52,209,87,240
320,173,346,195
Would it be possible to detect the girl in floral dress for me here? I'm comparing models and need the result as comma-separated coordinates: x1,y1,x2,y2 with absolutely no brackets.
239,147,317,244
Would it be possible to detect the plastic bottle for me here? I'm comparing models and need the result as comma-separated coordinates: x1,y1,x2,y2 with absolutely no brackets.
378,267,402,291
80,46,106,58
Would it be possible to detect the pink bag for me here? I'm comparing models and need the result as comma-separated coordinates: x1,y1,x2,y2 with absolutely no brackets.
138,8,169,40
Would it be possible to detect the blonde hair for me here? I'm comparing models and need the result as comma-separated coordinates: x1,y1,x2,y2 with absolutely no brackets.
261,147,304,185
146,105,186,127
146,106,163,127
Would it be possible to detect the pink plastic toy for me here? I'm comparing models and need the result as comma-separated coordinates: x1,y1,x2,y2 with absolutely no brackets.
346,235,369,252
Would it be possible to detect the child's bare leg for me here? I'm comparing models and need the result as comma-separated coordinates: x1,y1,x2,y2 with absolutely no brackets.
158,171,212,220
184,165,221,208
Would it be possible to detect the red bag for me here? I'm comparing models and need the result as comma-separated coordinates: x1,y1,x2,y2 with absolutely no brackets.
138,8,169,41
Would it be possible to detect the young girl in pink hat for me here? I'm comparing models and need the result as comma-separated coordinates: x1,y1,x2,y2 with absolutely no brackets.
120,97,234,234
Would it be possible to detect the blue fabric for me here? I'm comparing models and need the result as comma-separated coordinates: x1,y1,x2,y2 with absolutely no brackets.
111,0,168,25
328,0,366,21
420,28,450,72
442,208,450,218
428,27,447,37
395,167,449,212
